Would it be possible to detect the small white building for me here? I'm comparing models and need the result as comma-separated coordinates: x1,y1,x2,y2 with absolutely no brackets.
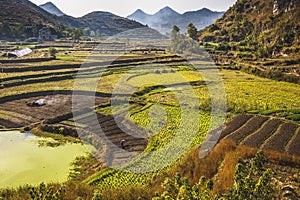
4,48,32,58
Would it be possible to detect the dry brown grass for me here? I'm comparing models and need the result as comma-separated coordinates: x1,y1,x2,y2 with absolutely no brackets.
264,150,300,167
213,151,239,194
101,185,158,200
169,139,237,185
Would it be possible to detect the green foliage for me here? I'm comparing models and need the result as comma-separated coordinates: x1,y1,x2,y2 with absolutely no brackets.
286,114,300,121
153,173,213,200
187,23,198,41
49,48,58,58
250,150,269,171
170,33,204,54
92,190,103,200
170,25,180,41
199,0,300,59
72,28,84,40
28,183,66,200
247,109,300,121
89,69,299,190
226,151,274,200
86,168,149,190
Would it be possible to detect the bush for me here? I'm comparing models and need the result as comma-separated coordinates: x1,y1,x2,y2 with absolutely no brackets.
49,47,58,58
92,190,103,200
28,183,66,200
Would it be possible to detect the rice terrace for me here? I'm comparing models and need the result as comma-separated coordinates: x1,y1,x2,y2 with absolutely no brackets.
0,0,299,199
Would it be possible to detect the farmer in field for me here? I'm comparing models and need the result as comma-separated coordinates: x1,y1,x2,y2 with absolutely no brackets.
120,139,126,149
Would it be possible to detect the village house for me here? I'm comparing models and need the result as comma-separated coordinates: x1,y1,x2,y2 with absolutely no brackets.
38,27,58,42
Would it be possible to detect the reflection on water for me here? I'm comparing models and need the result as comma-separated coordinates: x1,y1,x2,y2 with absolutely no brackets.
0,131,89,188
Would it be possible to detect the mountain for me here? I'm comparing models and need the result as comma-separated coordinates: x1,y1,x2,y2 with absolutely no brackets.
0,0,61,25
172,8,224,33
0,0,154,39
153,6,181,21
128,7,224,34
198,0,300,57
77,11,146,36
39,2,65,16
0,0,65,39
128,9,151,23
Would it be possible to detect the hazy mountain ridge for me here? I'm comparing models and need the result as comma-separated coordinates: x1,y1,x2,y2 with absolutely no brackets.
39,2,65,16
128,6,224,34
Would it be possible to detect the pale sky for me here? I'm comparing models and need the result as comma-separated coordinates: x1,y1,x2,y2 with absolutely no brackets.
30,0,237,17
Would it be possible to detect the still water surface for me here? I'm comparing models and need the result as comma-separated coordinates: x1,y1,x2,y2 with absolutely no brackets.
0,131,89,188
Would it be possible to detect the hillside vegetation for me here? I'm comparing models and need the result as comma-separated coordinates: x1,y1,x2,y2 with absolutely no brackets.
199,0,299,57
196,0,299,84
0,0,67,39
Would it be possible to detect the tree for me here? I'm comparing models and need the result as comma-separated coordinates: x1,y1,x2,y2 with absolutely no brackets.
72,28,83,40
154,173,214,200
90,30,96,37
171,25,180,41
187,23,198,41
83,27,91,36
226,151,275,200
96,29,101,37
49,47,58,58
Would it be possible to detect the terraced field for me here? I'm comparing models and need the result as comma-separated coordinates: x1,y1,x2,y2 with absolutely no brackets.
1,44,300,193
0,93,148,167
220,115,300,156
0,91,109,128
0,54,184,166
57,112,148,167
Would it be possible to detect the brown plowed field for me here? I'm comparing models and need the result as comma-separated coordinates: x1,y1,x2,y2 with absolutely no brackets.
261,123,298,153
220,114,253,139
69,112,148,166
224,116,269,143
241,119,283,148
286,127,300,156
0,92,108,128
217,115,299,156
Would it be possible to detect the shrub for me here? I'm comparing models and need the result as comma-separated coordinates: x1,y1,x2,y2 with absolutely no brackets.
49,47,58,58
28,183,66,200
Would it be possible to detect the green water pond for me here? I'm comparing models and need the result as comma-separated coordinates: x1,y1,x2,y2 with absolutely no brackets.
0,131,90,188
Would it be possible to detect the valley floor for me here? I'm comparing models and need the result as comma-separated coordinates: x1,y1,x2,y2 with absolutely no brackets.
0,40,299,199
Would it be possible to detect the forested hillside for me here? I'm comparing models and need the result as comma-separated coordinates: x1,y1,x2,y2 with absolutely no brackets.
199,0,299,57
